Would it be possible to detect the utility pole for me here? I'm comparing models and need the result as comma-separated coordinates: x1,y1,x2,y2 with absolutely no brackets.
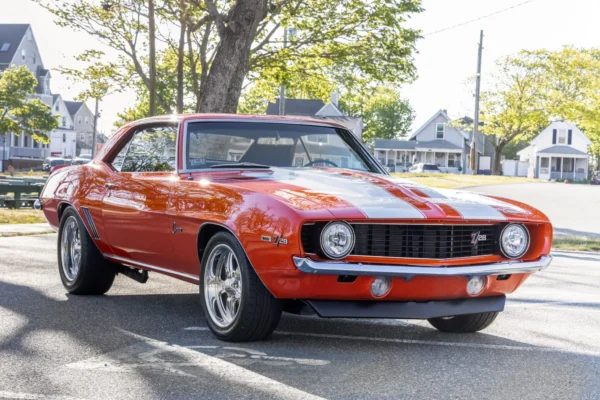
91,98,99,158
470,30,484,175
278,28,288,116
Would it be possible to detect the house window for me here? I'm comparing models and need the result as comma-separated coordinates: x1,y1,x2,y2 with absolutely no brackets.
80,133,85,141
22,49,26,60
77,116,82,124
0,43,10,52
33,140,39,148
448,153,456,167
85,117,90,125
436,123,444,139
558,129,567,144
55,104,59,112
33,52,36,64
24,135,29,147
62,117,66,127
13,135,19,147
63,133,66,143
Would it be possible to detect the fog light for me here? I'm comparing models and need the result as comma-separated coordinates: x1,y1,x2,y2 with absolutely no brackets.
371,276,392,297
466,276,486,296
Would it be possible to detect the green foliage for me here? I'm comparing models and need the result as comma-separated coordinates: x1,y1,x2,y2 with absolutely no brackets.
0,66,58,143
340,88,414,142
36,0,423,122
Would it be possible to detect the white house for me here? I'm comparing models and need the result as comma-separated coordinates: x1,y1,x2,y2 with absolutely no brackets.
373,109,488,174
518,120,591,180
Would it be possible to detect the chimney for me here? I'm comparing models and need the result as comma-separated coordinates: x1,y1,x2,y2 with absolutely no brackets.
330,91,339,107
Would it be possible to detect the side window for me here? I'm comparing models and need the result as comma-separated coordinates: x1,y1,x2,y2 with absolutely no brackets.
111,125,177,172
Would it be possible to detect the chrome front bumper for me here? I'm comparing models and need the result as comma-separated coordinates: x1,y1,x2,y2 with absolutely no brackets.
293,255,552,278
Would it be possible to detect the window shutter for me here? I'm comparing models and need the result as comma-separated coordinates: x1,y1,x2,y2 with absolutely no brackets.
552,129,557,144
568,129,572,145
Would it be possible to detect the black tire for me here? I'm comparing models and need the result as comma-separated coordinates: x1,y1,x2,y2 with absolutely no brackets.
57,207,115,295
200,231,283,342
427,312,499,333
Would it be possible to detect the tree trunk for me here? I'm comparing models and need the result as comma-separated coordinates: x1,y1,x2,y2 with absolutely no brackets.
198,0,268,113
176,7,186,114
492,143,505,176
148,0,157,116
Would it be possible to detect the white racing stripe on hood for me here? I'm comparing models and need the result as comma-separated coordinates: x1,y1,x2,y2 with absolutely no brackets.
263,168,425,219
414,187,510,220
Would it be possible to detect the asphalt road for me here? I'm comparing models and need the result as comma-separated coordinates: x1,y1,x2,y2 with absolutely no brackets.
470,182,600,238
1,234,599,400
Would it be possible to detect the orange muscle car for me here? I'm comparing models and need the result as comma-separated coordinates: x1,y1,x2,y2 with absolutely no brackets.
38,114,553,341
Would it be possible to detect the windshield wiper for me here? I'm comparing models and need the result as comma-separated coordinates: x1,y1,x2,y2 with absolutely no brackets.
210,162,271,169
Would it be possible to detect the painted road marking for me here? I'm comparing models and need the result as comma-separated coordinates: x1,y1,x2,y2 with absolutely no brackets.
0,392,86,400
68,329,326,400
274,330,600,356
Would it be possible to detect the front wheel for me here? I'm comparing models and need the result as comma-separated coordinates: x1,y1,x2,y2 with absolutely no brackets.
428,312,499,333
200,231,282,342
58,208,115,295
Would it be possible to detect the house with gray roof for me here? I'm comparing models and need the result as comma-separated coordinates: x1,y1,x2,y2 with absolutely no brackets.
517,120,590,180
373,109,488,173
265,92,363,139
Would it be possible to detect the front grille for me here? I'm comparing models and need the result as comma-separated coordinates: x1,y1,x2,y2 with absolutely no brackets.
301,223,500,259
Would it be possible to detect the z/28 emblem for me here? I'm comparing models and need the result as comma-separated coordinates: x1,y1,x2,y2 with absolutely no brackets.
261,235,288,246
471,232,487,245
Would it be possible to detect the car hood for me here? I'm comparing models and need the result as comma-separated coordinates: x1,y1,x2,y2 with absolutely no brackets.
217,168,545,222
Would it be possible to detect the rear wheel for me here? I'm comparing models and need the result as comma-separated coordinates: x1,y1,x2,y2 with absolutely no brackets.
428,312,499,333
200,231,282,342
58,208,115,295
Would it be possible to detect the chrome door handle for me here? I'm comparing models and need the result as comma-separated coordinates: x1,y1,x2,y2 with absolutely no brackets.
104,183,118,190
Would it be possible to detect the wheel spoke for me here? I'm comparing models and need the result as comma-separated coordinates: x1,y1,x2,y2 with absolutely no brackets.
203,243,243,328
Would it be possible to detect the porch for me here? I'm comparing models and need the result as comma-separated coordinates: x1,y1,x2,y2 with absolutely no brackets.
376,149,463,173
537,155,588,181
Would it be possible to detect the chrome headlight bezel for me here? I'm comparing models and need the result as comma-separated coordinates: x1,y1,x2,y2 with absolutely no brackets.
320,221,356,260
499,223,530,259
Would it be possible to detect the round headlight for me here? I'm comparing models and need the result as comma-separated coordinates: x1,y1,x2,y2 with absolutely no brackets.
320,222,355,259
500,223,530,259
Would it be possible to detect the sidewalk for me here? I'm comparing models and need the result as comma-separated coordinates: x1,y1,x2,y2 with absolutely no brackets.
0,223,55,237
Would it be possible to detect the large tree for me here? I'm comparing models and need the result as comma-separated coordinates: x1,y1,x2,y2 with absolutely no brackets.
35,0,423,116
0,66,58,143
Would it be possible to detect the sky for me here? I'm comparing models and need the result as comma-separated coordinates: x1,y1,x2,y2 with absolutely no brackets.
1,0,599,134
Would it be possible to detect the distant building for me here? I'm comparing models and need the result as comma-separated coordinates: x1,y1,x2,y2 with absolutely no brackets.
372,109,492,174
0,24,97,171
518,120,591,180
265,92,364,139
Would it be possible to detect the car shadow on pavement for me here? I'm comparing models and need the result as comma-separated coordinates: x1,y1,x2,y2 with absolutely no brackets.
1,279,599,400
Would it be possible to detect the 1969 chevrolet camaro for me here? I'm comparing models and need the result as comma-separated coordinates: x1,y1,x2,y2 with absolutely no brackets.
38,114,553,342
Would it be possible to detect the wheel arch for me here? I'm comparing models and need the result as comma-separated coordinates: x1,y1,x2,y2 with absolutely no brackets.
196,222,275,296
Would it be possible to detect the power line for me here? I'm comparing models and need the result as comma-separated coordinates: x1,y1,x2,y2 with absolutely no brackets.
423,0,535,37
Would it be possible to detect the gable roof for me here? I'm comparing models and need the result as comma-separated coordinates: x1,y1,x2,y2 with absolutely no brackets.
410,109,471,141
64,101,84,117
0,24,29,65
266,99,326,116
531,120,592,146
315,102,344,117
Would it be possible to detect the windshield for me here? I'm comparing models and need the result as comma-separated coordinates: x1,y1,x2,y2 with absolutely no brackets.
185,122,380,173
423,164,439,171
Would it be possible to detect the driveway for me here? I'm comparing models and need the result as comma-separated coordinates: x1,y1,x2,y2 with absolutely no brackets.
469,183,600,238
0,234,599,400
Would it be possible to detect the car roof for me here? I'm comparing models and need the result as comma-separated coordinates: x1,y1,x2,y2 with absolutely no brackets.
123,113,349,130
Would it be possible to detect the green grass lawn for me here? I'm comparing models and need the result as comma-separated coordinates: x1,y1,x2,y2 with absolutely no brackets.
392,173,539,189
0,209,47,224
552,237,600,252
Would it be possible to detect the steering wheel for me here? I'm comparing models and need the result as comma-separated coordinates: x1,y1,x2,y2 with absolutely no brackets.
303,159,338,168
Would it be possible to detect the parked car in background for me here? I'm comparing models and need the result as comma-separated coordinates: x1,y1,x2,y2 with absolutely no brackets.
42,157,66,171
72,155,92,165
592,171,600,185
409,163,440,173
39,114,552,342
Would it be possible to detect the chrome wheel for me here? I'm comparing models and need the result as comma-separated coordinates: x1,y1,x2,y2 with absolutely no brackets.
204,244,242,328
61,216,81,281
